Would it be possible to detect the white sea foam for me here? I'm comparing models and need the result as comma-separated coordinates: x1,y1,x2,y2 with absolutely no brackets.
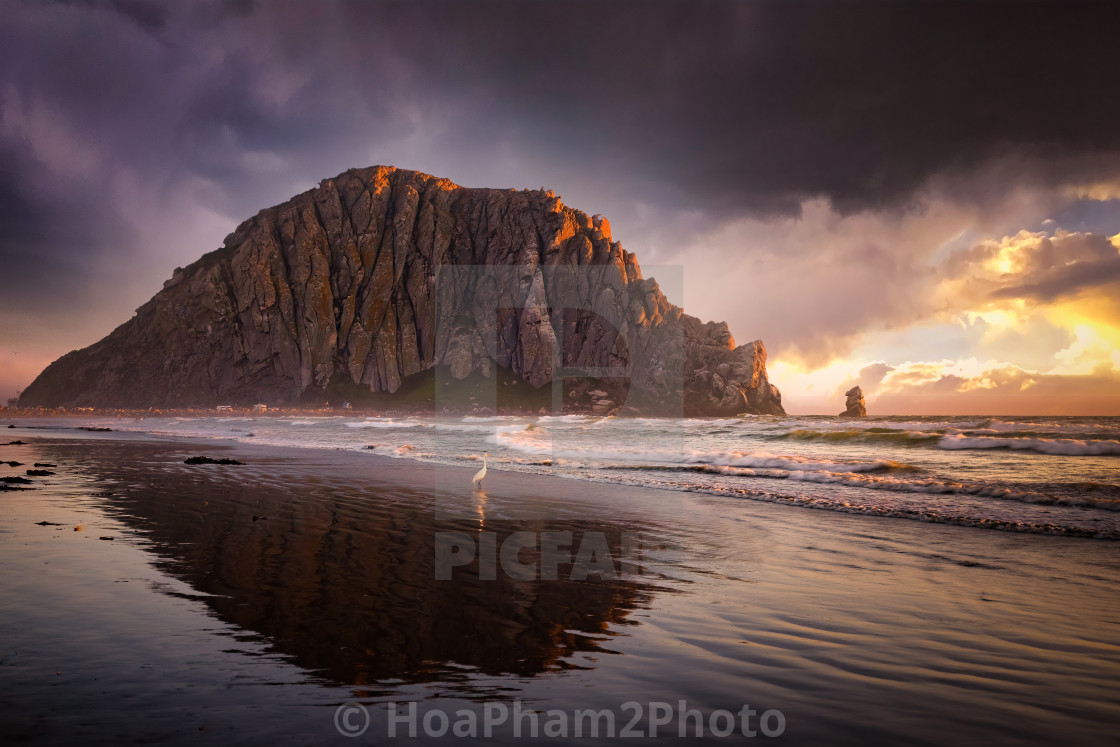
345,419,424,429
431,422,527,434
695,465,1120,510
494,430,905,473
534,414,595,424
938,434,1120,456
460,415,522,422
982,418,1120,436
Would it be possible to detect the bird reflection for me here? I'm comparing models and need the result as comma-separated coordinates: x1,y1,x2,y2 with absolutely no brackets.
472,488,488,529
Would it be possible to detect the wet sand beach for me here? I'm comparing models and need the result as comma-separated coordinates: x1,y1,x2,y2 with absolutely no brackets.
1,428,1119,744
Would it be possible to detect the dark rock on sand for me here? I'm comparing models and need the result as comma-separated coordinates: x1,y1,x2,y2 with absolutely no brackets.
4,461,23,467
184,456,245,465
20,166,784,417
3,441,26,446
2,476,33,484
25,469,54,476
839,386,867,418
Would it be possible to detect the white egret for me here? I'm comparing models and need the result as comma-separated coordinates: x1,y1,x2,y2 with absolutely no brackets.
472,453,488,489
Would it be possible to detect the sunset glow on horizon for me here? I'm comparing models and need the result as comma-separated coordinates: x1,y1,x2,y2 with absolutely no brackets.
766,225,1120,414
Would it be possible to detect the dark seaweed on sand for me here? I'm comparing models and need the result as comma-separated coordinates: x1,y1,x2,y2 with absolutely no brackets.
184,456,245,465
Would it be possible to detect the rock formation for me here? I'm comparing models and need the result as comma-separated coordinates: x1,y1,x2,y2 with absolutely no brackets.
839,386,867,418
21,166,784,416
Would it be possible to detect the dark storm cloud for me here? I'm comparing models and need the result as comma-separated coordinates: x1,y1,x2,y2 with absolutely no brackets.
299,0,1120,215
3,0,1120,398
103,0,170,32
6,0,1120,239
0,144,123,308
941,230,1120,305
990,259,1120,303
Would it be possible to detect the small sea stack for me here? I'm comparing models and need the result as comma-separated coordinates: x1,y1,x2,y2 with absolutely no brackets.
839,386,867,418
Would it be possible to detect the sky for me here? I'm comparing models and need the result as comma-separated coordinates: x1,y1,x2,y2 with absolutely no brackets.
2,0,1120,414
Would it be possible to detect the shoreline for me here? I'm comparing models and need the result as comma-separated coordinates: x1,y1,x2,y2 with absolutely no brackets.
6,406,1119,418
6,415,1119,541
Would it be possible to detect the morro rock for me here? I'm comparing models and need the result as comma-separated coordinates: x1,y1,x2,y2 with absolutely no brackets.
839,386,867,418
20,166,784,416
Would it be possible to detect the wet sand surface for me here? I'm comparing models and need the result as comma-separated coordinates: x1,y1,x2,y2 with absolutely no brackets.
2,428,1119,744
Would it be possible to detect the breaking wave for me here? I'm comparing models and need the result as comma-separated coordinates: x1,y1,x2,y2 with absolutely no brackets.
494,430,915,474
776,428,942,446
937,434,1120,456
600,463,1120,511
773,427,1120,456
345,418,425,429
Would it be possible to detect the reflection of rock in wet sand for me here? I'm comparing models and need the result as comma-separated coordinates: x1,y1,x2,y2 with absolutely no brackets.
62,440,655,688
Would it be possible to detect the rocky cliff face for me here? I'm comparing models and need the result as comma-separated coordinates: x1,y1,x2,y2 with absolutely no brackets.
21,166,784,416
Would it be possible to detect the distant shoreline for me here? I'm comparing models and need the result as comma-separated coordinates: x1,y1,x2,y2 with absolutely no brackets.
3,406,1116,419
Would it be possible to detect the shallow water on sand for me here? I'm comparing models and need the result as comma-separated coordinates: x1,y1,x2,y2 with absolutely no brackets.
2,429,1120,744
64,413,1120,538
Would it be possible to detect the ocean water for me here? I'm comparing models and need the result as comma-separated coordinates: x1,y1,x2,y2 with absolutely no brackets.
4,420,1120,744
71,413,1120,539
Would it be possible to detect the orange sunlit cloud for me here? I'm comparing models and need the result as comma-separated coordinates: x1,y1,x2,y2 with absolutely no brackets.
769,222,1120,414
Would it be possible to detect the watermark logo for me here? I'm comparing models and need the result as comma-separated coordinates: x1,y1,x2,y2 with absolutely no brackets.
334,701,370,738
429,264,686,521
334,699,786,739
434,530,681,581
